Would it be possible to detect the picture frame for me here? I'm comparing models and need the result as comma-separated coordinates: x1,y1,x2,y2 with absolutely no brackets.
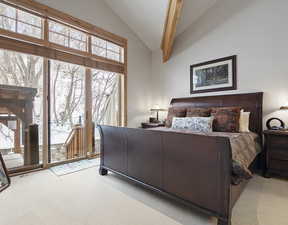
0,153,10,192
190,55,237,94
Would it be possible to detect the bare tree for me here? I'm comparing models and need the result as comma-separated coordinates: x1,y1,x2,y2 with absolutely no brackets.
92,70,118,124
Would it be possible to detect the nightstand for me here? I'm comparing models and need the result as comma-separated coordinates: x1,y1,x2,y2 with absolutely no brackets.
141,122,165,129
263,130,288,178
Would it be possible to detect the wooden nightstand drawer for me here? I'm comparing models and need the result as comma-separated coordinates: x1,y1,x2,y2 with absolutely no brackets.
268,135,288,148
264,130,288,178
269,160,288,171
270,149,288,161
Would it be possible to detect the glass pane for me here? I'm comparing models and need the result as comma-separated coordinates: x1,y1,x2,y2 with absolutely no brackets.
0,3,16,19
0,3,16,32
49,32,69,47
0,16,15,31
0,49,43,169
92,36,123,62
49,20,87,52
92,46,106,57
70,39,86,51
91,69,119,154
17,22,42,38
70,29,86,42
50,60,85,162
107,51,120,62
18,10,42,28
0,3,43,39
92,36,106,48
107,42,120,53
49,21,69,35
120,47,124,63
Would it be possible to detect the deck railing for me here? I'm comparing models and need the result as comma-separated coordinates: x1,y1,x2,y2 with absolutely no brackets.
65,125,84,159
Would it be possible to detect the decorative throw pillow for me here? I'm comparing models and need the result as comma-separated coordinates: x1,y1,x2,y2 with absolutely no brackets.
211,107,241,132
165,107,187,127
239,109,250,132
171,117,214,132
186,107,211,117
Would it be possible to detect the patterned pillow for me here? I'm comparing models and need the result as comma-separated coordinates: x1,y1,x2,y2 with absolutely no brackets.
211,107,241,132
171,117,214,132
186,107,211,117
165,107,187,127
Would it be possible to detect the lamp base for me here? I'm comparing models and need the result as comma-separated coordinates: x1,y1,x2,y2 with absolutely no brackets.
149,117,158,123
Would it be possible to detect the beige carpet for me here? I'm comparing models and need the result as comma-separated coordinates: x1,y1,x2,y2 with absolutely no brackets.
0,166,287,225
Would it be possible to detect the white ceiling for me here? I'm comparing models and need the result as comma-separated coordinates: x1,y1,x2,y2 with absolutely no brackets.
104,0,217,51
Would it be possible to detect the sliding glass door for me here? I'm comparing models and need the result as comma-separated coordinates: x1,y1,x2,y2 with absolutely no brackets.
0,49,43,169
49,60,85,163
0,51,123,171
91,69,121,154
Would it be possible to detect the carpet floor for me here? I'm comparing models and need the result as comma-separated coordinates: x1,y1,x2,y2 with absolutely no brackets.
0,164,287,225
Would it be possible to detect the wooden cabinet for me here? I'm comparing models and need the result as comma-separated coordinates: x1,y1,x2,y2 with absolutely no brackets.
264,130,288,178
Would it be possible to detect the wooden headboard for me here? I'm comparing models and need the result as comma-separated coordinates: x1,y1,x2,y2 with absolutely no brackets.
170,92,263,136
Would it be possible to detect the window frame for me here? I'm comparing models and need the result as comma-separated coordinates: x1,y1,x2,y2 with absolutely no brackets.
0,0,127,68
0,0,127,171
0,2,43,37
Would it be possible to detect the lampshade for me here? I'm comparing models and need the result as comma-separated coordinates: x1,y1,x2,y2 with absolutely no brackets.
150,108,166,112
150,104,166,112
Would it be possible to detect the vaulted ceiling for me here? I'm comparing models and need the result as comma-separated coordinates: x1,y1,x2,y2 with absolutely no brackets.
104,0,217,51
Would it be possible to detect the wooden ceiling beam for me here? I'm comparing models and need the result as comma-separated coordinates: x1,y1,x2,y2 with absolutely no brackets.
161,0,183,63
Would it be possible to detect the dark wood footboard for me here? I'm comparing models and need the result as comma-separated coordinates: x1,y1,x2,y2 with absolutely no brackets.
98,125,235,225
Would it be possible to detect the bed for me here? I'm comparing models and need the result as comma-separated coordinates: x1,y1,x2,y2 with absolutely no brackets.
98,92,263,225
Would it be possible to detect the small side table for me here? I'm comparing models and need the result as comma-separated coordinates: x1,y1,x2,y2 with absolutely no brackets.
141,122,165,129
263,130,288,178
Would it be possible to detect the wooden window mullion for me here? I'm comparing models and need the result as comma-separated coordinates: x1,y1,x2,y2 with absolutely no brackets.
43,18,48,44
15,8,18,33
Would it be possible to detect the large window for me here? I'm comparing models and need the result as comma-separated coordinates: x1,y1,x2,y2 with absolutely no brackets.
0,2,42,38
0,0,126,171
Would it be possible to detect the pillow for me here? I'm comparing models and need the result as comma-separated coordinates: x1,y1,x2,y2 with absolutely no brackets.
211,107,241,132
186,107,211,117
171,117,214,132
165,107,186,127
239,109,250,132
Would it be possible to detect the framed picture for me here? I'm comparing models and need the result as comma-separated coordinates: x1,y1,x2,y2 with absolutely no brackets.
0,153,10,192
190,55,237,94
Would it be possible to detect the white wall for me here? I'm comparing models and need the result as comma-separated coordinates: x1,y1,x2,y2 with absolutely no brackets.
151,0,288,125
36,0,153,127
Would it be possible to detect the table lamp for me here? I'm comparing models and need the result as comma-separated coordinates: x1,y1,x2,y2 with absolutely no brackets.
150,105,166,122
266,104,288,130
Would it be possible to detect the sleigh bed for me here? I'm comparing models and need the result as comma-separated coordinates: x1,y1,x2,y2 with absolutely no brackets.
98,92,263,225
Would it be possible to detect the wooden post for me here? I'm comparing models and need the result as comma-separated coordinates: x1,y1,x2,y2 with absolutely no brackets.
85,36,93,155
14,119,21,154
85,68,93,155
123,41,128,126
42,58,49,167
24,124,39,166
